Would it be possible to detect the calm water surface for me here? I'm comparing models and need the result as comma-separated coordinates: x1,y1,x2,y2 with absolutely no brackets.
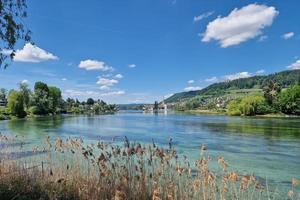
0,112,299,187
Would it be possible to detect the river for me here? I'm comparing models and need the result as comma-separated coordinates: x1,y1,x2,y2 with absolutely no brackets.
0,112,299,189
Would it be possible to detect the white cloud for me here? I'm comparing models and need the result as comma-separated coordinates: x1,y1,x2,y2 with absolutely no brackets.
205,76,218,82
128,64,136,68
101,90,125,96
202,4,278,47
224,72,252,81
12,43,58,63
62,78,67,81
96,77,118,90
194,11,214,22
258,35,268,42
188,80,195,84
64,89,125,97
20,80,28,84
184,86,202,92
115,74,123,79
256,69,265,74
287,59,300,70
100,85,110,90
79,59,113,71
282,32,294,40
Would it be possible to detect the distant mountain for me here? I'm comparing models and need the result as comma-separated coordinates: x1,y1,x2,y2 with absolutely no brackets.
165,70,300,104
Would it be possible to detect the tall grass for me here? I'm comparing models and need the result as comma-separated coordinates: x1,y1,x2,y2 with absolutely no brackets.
0,134,299,200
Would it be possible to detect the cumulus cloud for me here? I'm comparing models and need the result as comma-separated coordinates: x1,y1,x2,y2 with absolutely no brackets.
256,69,265,74
287,59,300,70
205,76,218,82
96,77,118,90
184,86,202,92
282,32,294,40
64,89,125,97
79,59,113,71
188,80,195,84
11,43,58,63
128,64,136,68
224,72,252,81
115,74,123,79
20,80,29,84
202,4,278,47
62,78,67,81
194,11,214,22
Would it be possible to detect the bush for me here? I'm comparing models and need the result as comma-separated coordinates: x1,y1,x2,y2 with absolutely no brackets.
27,106,39,115
227,95,274,116
7,91,27,118
277,85,300,115
227,99,242,116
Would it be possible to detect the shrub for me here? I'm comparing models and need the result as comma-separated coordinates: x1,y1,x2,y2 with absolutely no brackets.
227,99,242,116
227,95,273,116
277,85,300,115
7,91,27,118
27,106,39,115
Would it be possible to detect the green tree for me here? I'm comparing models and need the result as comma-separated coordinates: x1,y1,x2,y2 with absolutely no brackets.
0,0,31,68
277,85,300,115
32,81,50,115
19,82,31,109
239,95,266,116
0,88,7,100
87,98,94,105
227,95,272,116
227,98,242,116
7,90,26,118
263,81,281,105
48,86,62,114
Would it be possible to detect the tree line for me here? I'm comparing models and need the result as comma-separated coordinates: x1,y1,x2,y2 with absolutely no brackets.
0,81,117,119
227,81,300,116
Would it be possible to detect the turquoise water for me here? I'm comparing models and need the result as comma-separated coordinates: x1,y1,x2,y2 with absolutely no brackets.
0,112,299,188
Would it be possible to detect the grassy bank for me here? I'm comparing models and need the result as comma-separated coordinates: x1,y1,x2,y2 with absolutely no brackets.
0,135,299,200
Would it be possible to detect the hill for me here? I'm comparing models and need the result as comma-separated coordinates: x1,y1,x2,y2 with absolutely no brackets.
165,70,300,104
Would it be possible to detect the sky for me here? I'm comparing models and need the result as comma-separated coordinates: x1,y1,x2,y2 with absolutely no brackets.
0,0,300,104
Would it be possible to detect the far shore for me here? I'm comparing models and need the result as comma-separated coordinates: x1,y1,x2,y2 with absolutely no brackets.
1,110,300,122
175,109,300,119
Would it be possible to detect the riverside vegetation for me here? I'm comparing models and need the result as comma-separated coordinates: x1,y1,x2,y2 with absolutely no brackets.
0,81,117,120
0,134,299,200
165,70,300,117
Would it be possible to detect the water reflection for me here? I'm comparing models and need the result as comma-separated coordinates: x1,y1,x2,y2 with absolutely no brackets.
7,116,66,139
0,113,299,186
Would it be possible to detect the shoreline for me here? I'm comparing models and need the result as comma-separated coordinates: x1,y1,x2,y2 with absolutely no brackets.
1,110,300,122
175,109,300,119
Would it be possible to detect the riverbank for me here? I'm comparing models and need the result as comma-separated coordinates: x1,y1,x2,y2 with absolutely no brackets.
1,135,298,200
176,109,300,119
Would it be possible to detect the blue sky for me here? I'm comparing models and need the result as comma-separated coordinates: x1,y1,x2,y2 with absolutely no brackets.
0,0,300,103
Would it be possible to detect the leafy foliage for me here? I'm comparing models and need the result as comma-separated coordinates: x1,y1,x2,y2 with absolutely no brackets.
0,0,31,68
276,85,300,115
1,81,117,118
7,90,26,118
0,88,7,100
32,81,50,115
263,81,281,105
